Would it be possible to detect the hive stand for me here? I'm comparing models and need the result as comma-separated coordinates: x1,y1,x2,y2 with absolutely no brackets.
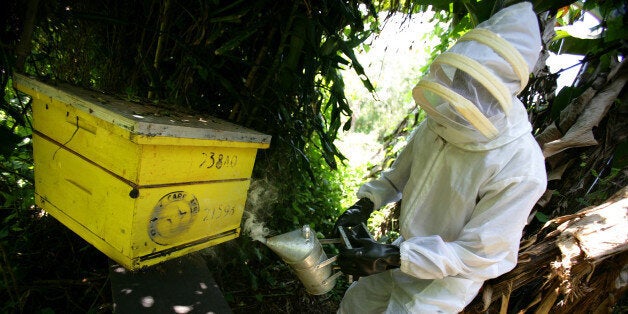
109,253,232,313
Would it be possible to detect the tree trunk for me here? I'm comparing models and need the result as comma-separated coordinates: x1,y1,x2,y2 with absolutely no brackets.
464,187,628,313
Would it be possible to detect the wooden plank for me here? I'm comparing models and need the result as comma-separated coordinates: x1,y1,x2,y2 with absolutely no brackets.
110,254,232,313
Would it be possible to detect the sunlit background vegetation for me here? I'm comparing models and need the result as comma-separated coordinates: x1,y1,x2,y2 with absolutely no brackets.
1,0,626,312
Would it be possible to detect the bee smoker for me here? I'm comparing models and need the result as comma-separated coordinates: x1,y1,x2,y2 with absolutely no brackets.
260,224,358,295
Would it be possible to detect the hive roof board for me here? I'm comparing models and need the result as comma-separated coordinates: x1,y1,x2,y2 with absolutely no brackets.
14,73,271,145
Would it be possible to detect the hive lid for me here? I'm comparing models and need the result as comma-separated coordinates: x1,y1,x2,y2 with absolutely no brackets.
14,73,271,147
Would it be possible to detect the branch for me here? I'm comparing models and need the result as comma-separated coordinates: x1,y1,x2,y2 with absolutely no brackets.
464,187,628,313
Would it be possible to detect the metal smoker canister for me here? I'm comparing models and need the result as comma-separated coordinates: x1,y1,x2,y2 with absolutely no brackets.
262,225,341,295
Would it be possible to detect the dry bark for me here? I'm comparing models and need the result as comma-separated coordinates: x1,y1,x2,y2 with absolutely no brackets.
464,187,628,313
536,60,628,158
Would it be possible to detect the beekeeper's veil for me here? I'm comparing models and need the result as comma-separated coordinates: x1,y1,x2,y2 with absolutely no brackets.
413,2,541,143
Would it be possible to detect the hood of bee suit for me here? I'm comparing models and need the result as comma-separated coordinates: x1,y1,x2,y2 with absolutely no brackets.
412,2,542,151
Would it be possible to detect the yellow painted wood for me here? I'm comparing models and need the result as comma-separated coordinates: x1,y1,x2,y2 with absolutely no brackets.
34,133,249,269
17,75,270,186
17,74,270,270
30,93,143,182
137,144,260,185
130,180,249,257
33,133,134,256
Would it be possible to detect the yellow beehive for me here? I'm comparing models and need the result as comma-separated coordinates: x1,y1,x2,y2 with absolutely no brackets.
14,74,271,270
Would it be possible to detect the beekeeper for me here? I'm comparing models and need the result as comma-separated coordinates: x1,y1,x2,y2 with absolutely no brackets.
334,2,547,313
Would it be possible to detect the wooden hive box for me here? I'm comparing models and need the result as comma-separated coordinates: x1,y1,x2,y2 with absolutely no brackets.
14,74,271,270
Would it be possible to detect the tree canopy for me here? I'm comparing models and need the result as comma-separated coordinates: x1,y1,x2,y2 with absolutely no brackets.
0,0,626,312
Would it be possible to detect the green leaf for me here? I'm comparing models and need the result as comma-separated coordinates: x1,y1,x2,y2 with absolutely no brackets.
535,212,550,223
224,292,234,303
214,28,257,55
0,228,8,239
605,16,628,42
552,86,585,120
343,117,352,131
612,141,628,169
550,36,600,56
0,124,22,157
409,0,451,11
553,29,572,41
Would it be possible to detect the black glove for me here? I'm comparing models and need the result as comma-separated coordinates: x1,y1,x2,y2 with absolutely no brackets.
333,198,374,236
338,236,400,277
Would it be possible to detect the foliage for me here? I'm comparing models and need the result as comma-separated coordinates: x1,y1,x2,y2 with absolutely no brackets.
0,0,626,312
352,4,470,183
5,2,380,309
28,0,379,173
1,1,381,312
524,0,627,227
0,4,35,308
343,10,442,138
0,76,110,311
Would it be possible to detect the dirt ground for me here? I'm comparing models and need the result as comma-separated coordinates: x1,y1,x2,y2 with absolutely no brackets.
4,215,345,313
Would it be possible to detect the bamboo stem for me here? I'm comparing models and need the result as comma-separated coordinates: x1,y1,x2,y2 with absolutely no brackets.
15,0,40,72
148,0,172,100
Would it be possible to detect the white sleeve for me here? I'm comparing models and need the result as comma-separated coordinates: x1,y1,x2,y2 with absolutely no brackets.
356,125,423,209
398,175,546,282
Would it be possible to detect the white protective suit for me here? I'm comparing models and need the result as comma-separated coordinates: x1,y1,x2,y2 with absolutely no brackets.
338,3,547,313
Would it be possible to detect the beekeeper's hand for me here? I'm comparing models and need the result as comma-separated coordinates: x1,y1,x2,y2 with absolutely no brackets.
338,237,400,277
333,198,374,236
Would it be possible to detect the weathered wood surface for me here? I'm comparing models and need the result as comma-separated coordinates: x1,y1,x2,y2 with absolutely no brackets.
14,73,271,144
464,186,628,314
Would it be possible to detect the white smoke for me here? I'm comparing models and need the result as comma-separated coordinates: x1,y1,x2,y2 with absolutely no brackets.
242,178,278,241
242,211,270,242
